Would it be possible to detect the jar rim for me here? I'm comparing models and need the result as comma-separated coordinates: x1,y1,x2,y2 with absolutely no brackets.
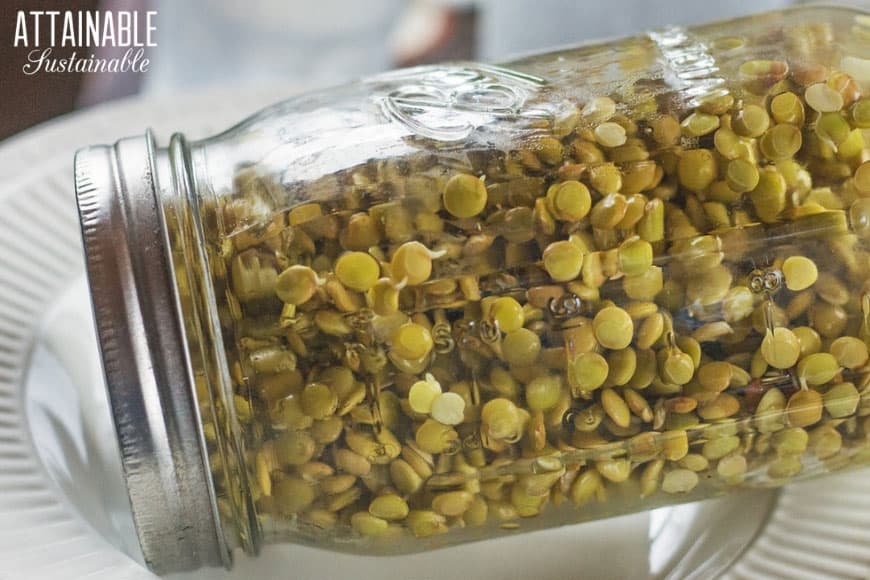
74,131,229,573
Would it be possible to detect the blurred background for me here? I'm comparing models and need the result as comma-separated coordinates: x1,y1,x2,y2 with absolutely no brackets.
1,0,867,141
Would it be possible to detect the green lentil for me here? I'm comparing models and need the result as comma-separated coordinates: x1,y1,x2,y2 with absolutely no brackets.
607,348,638,386
698,393,740,420
851,98,870,128
543,240,585,282
444,174,487,218
391,323,434,360
770,91,805,125
678,149,717,192
390,459,423,495
651,115,681,145
617,238,653,277
816,112,851,146
658,348,695,385
793,326,823,357
759,124,803,161
726,158,760,193
569,352,609,393
623,266,663,301
601,388,632,428
274,431,316,465
502,328,542,366
787,389,824,428
713,128,744,160
341,212,381,251
702,435,741,460
273,477,316,515
593,306,634,350
761,327,801,369
432,491,475,517
546,181,592,221
810,425,842,459
595,122,628,147
275,265,319,305
768,455,803,479
662,430,689,461
829,337,868,369
797,353,840,386
405,511,448,538
367,278,401,315
525,375,563,411
732,104,770,137
482,398,524,441
773,427,809,455
590,193,628,229
782,256,818,291
823,382,860,418
697,361,733,392
636,313,664,350
300,383,338,419
415,419,459,454
430,392,465,425
717,455,747,481
662,469,699,494
391,241,435,286
678,454,709,472
681,112,720,137
805,82,845,113
351,512,390,537
369,494,410,521
335,252,380,291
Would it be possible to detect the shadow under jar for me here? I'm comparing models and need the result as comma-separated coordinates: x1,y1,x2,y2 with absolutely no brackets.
75,5,870,574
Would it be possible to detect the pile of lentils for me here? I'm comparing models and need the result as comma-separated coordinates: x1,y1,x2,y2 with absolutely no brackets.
206,42,870,546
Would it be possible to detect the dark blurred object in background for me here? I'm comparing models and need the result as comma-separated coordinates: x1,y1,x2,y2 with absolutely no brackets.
0,1,98,140
393,1,477,67
0,0,149,140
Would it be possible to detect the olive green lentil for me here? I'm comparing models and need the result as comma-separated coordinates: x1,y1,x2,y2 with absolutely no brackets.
760,124,803,161
593,306,634,350
546,181,592,221
569,352,609,393
761,327,801,370
797,353,840,386
335,252,380,292
275,265,320,305
787,389,824,428
829,337,868,369
443,174,487,218
824,382,860,418
771,91,806,125
726,159,760,193
732,104,770,137
502,328,542,366
678,149,717,192
391,242,435,286
543,240,585,282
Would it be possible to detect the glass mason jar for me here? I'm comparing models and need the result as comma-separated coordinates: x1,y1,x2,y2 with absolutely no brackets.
74,6,870,574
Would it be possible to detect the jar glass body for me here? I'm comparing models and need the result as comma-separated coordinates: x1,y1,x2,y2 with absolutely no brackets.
148,5,870,563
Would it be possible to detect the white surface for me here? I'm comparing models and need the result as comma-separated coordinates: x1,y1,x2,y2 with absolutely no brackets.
0,86,868,580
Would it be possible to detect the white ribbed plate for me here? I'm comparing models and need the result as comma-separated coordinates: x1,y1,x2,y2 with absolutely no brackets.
1,88,869,580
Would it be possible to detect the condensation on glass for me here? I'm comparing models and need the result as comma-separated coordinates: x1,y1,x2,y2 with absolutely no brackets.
75,6,870,573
